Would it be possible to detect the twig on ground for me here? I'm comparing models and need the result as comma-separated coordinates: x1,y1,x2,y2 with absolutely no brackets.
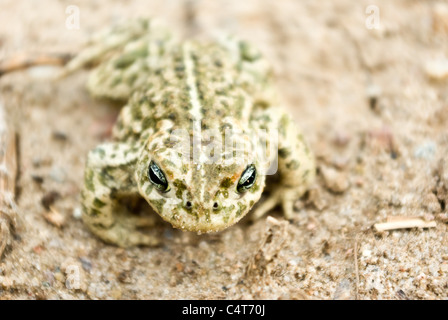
0,99,19,260
354,235,359,300
374,216,437,232
0,52,72,77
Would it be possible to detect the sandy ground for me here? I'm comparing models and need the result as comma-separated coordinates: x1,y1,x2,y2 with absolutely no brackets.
0,0,447,300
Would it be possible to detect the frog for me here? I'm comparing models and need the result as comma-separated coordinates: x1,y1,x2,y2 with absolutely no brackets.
65,19,315,247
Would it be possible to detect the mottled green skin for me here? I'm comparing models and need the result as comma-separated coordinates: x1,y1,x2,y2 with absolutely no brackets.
68,19,315,247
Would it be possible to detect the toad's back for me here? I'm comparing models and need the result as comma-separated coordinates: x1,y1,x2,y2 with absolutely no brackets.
85,38,274,143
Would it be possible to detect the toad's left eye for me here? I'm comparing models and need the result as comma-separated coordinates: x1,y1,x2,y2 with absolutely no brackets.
237,164,257,193
148,161,170,192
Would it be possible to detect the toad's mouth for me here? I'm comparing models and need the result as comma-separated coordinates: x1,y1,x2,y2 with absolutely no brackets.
150,201,247,234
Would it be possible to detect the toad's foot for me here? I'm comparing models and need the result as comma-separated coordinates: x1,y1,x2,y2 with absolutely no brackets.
82,142,160,247
84,211,160,248
252,186,307,220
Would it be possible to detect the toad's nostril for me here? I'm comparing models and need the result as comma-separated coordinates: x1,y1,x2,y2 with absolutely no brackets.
185,201,192,209
213,202,219,210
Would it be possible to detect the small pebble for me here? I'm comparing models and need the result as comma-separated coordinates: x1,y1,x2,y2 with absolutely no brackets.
44,207,66,228
54,271,64,283
31,174,44,184
44,271,55,286
333,278,353,300
362,249,372,257
78,257,92,272
52,130,69,141
49,166,67,183
41,191,61,210
72,207,82,219
26,65,61,79
414,141,436,160
424,59,448,81
320,166,350,193
366,83,382,111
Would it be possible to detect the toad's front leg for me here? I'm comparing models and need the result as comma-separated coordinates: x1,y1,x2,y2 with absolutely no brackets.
81,142,159,247
253,111,316,220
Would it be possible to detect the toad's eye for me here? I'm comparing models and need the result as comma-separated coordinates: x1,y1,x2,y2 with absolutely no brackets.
237,164,257,193
148,161,170,192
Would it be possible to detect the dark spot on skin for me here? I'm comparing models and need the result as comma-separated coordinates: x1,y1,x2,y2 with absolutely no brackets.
139,95,150,105
254,101,270,109
173,179,187,200
114,47,149,69
164,138,177,148
84,169,95,192
278,148,291,159
286,160,300,170
130,105,143,120
183,205,198,219
201,122,209,130
279,115,289,137
94,147,106,158
98,168,113,187
302,169,310,179
142,117,155,131
167,113,177,121
220,123,232,131
109,187,118,198
89,208,102,217
255,114,271,123
175,65,185,73
239,41,261,62
220,177,233,189
93,198,106,208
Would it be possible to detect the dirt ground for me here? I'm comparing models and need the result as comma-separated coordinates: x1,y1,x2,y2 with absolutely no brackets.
0,0,447,300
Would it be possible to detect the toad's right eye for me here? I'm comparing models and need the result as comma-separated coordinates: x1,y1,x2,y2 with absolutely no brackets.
148,161,170,192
